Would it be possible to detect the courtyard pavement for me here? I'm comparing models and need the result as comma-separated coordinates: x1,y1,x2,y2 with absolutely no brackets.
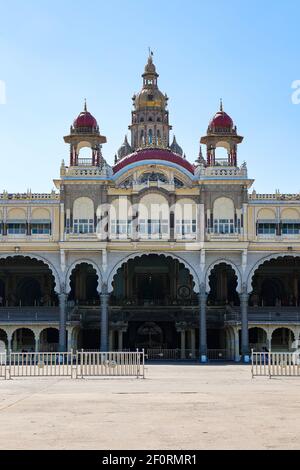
0,364,299,450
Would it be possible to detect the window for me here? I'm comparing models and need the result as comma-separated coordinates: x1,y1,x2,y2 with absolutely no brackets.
213,219,234,234
111,220,131,237
73,219,94,234
176,219,197,237
7,223,26,234
139,219,169,237
31,223,51,235
282,223,300,234
257,223,276,234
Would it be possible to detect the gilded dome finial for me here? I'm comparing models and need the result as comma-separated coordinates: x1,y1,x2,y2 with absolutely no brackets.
84,98,87,112
220,98,223,112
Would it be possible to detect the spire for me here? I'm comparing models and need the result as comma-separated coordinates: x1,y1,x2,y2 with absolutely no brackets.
84,98,87,112
195,145,206,166
220,98,223,112
170,135,183,156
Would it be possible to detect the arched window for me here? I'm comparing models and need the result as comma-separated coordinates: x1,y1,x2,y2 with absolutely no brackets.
148,129,153,144
138,193,169,239
213,197,235,234
73,197,94,234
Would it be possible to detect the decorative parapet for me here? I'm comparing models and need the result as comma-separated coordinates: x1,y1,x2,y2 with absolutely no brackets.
198,163,248,178
61,163,113,178
0,190,59,200
249,190,300,201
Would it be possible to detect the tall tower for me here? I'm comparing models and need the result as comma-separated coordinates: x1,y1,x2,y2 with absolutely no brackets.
200,100,243,167
64,101,107,167
128,52,172,150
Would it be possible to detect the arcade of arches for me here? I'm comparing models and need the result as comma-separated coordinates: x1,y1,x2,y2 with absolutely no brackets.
0,254,299,358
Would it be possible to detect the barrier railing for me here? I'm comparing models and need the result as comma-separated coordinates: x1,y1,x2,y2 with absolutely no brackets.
0,350,145,380
77,351,144,379
251,350,300,378
146,348,197,360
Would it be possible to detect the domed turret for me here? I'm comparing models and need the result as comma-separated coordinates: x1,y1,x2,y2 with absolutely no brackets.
73,100,99,132
117,135,132,160
170,135,183,156
200,100,243,167
129,52,172,150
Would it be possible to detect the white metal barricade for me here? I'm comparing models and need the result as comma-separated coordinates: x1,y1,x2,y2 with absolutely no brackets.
8,352,74,378
3,350,145,379
77,350,145,379
252,350,300,378
0,353,7,379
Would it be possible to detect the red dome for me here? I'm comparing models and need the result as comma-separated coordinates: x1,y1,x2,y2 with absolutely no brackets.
209,111,233,129
73,111,98,129
113,148,195,174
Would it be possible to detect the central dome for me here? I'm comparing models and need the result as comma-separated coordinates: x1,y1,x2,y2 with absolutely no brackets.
113,148,194,174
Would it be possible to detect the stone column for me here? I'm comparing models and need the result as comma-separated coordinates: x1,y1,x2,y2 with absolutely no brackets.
34,333,39,352
7,334,12,354
180,330,186,359
59,292,67,352
240,290,250,362
109,329,113,351
234,328,240,362
190,328,196,359
199,285,207,362
100,288,109,352
118,330,123,351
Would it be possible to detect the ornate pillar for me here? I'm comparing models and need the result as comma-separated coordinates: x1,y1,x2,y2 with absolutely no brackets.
34,332,39,352
199,283,207,362
59,290,67,352
190,328,196,359
100,284,109,351
240,285,249,362
7,333,12,354
118,330,123,351
180,330,186,359
109,329,114,351
234,328,240,362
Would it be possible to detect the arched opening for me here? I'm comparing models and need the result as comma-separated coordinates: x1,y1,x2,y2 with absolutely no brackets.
12,328,35,352
208,263,239,306
271,328,295,352
68,262,100,350
0,329,7,348
249,327,267,352
110,254,198,351
39,328,59,352
16,278,42,306
68,263,99,305
250,256,300,307
0,256,58,307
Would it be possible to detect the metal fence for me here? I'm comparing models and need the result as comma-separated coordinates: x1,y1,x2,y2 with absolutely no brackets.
77,351,144,378
251,350,300,378
0,350,145,380
146,348,197,360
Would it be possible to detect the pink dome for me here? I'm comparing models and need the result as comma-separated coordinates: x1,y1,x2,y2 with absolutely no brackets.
209,111,233,129
113,148,194,174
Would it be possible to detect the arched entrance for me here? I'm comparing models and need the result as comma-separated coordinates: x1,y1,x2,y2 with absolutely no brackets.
250,256,300,306
271,328,295,352
67,262,100,350
249,327,268,351
110,254,198,352
206,262,239,357
0,256,58,307
39,328,59,352
12,328,35,352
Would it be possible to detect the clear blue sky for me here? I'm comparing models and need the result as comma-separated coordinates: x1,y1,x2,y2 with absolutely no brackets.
0,0,299,193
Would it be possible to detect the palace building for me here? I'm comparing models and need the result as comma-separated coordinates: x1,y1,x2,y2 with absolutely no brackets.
1,53,300,362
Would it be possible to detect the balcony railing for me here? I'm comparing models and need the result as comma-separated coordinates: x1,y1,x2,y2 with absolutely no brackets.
225,307,300,323
0,307,79,322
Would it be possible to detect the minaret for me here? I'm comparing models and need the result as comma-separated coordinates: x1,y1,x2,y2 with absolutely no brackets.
64,101,107,167
129,52,172,150
200,100,243,167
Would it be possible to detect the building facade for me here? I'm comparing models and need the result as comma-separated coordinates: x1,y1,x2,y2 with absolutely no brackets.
1,54,300,362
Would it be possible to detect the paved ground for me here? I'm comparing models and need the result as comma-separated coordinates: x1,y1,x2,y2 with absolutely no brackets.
0,364,299,450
